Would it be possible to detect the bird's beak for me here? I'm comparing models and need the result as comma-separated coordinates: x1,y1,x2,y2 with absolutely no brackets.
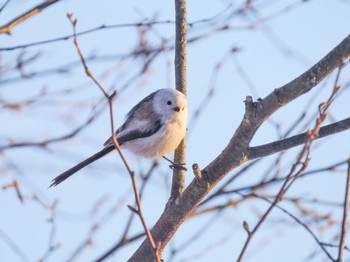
173,107,180,112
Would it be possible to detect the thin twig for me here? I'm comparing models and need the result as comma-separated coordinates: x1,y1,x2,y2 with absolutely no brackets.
129,32,350,262
39,201,60,262
2,180,24,203
338,158,350,261
0,106,105,151
0,0,12,13
237,63,344,261
201,116,350,206
0,3,233,51
0,229,30,262
67,14,159,261
95,162,159,261
214,159,348,198
236,160,308,261
241,192,335,261
0,0,62,35
0,21,172,51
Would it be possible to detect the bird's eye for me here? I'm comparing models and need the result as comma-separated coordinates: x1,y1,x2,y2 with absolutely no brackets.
167,101,172,105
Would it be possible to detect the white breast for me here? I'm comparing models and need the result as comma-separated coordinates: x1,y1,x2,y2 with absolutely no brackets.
122,118,186,158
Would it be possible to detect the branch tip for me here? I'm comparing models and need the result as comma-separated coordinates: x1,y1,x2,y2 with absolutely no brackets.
109,90,118,101
127,205,138,214
192,163,202,181
243,221,251,235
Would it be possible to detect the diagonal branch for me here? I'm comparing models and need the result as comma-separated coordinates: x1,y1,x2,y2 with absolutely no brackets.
0,0,12,13
237,64,344,261
0,229,30,262
0,0,62,35
67,14,159,262
246,192,334,260
127,35,350,261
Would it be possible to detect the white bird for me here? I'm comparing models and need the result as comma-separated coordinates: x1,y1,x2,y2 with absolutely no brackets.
49,88,188,187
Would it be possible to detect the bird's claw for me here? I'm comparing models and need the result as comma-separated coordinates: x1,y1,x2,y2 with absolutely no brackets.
169,162,187,171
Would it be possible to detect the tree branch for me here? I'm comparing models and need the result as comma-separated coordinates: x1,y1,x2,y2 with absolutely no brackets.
0,0,61,35
338,159,350,261
245,193,334,260
0,108,104,152
67,13,158,261
171,0,188,199
0,0,12,14
128,35,350,261
247,117,350,160
0,229,30,262
237,65,343,260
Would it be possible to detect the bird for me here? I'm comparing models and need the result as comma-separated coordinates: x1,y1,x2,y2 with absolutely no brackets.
49,88,188,187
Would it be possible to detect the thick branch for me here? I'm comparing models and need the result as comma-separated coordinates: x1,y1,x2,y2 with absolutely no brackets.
129,35,350,261
0,0,61,35
247,117,350,160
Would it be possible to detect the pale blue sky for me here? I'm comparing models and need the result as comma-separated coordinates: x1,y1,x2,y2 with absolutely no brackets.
1,0,350,261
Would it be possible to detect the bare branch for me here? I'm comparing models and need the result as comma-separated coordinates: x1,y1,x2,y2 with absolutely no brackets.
67,14,159,261
0,0,62,35
207,159,348,200
247,117,350,160
0,229,30,262
2,180,24,203
0,107,104,152
171,0,187,199
246,192,334,260
129,34,350,261
0,3,232,51
0,0,12,14
237,62,344,261
39,201,60,262
338,159,350,261
96,162,159,261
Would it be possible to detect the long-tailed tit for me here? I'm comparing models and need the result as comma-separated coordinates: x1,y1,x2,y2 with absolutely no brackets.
49,88,187,187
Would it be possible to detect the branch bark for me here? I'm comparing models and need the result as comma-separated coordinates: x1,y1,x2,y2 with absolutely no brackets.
172,0,187,198
247,117,350,160
128,35,350,261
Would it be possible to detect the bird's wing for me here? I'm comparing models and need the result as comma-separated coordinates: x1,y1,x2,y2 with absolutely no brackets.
103,119,162,147
103,91,160,147
117,119,162,144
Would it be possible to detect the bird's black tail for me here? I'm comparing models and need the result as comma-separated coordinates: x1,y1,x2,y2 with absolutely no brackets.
49,146,114,188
